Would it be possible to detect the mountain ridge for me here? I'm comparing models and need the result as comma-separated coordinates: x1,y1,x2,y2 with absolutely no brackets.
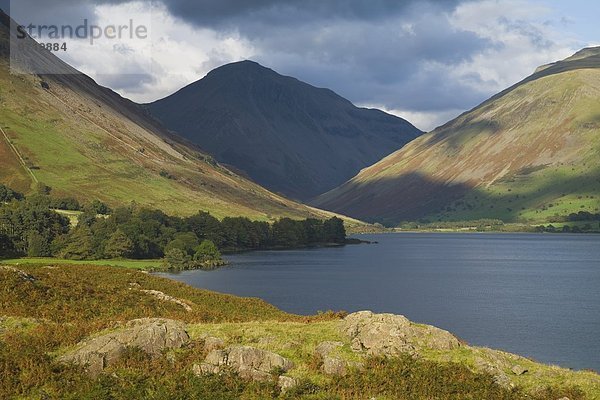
0,10,358,223
146,60,422,200
313,48,600,225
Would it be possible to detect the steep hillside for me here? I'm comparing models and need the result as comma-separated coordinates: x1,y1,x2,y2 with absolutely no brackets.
146,61,422,200
314,48,600,225
0,11,349,222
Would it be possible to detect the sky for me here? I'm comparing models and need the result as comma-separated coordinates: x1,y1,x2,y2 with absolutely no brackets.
5,0,599,131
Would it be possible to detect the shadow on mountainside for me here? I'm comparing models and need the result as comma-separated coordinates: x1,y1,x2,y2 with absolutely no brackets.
314,168,600,226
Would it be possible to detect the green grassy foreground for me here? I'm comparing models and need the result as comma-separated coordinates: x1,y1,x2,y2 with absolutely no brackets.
1,263,598,399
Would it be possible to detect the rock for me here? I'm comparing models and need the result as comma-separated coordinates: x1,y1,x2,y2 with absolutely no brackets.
277,375,298,392
139,289,192,312
196,346,294,382
493,373,515,390
511,364,528,375
321,355,362,377
557,398,570,400
203,336,225,352
0,266,36,282
282,340,301,350
315,341,344,357
58,318,189,375
322,356,348,376
341,311,460,357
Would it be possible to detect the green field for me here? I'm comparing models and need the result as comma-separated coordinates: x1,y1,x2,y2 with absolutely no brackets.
2,257,165,270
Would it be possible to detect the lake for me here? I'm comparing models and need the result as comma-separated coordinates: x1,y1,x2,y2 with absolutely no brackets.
158,232,600,371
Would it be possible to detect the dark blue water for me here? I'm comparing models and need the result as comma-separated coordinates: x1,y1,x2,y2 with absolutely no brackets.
159,233,600,371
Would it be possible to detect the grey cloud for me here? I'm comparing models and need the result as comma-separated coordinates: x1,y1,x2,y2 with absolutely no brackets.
96,71,156,92
0,0,516,121
161,0,464,27
497,17,553,49
155,0,490,114
240,4,490,113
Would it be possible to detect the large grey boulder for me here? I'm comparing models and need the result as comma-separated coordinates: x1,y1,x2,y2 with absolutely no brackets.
195,345,294,382
341,311,460,356
58,318,189,375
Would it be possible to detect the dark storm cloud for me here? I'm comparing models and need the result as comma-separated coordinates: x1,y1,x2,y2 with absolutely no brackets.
160,0,463,27
154,0,493,115
2,0,504,128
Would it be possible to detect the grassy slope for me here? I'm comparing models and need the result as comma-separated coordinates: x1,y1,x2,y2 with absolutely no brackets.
1,264,597,399
0,62,337,222
314,50,600,225
0,18,366,227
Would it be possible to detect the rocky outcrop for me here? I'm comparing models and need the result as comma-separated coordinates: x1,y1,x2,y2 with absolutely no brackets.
0,266,35,282
322,356,349,376
315,341,344,358
277,375,298,392
511,365,528,375
341,311,460,356
194,345,294,382
314,341,360,376
58,318,189,375
202,336,225,352
139,289,193,312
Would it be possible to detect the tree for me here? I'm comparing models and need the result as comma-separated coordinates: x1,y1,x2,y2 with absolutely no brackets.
185,212,224,246
323,217,346,243
78,206,98,227
0,184,23,202
0,198,69,256
272,218,306,248
89,200,112,215
193,240,221,263
164,232,199,256
0,233,14,258
49,197,81,211
59,226,94,260
27,231,50,257
162,248,191,271
103,229,134,259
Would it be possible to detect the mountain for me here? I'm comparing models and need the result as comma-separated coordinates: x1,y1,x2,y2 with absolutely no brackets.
0,11,352,222
313,48,600,225
146,61,422,200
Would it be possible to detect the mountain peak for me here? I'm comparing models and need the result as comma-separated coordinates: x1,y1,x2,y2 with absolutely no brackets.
207,60,277,77
148,62,422,200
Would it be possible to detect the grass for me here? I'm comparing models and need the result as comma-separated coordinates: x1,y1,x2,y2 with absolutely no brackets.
0,58,361,224
316,63,600,227
2,257,165,270
1,263,596,399
187,320,599,398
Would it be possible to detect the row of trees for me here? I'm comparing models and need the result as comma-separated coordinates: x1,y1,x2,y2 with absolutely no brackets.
548,211,600,223
0,185,347,262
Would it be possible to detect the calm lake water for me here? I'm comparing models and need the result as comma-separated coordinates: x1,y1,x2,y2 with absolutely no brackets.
159,233,600,371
